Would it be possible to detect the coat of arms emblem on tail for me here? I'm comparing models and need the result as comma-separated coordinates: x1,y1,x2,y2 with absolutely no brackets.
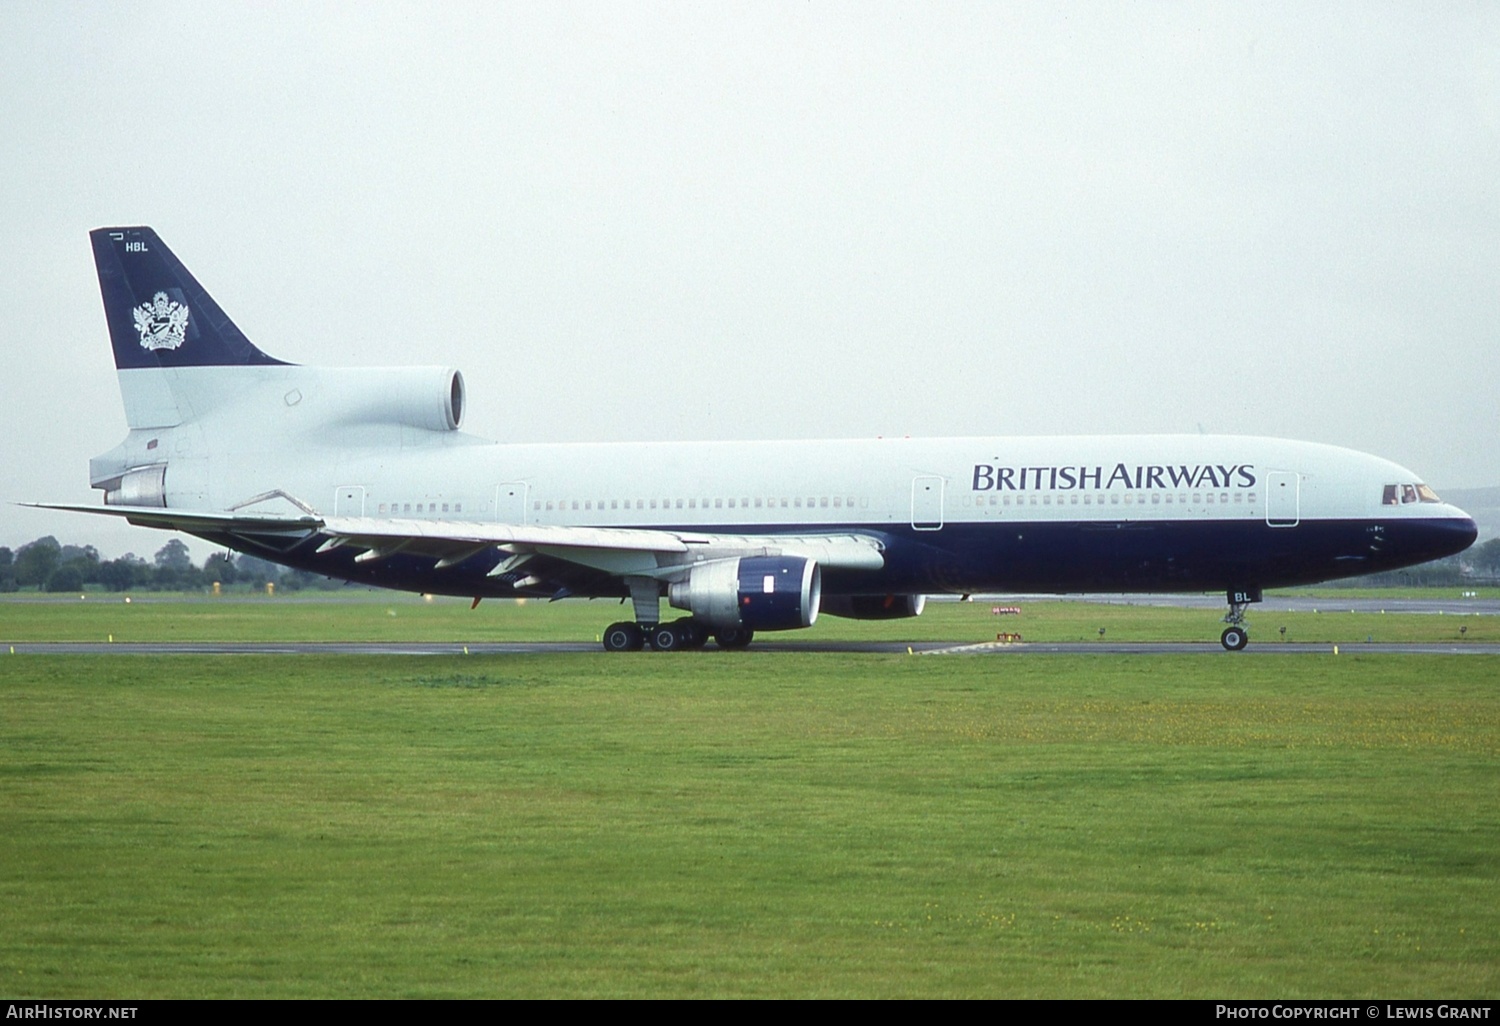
133,291,189,351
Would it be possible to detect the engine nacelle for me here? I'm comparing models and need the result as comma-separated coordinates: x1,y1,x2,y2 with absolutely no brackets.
819,594,927,620
323,366,466,432
103,463,167,507
668,556,821,631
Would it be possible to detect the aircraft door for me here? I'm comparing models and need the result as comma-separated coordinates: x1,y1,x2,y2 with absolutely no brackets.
1266,471,1299,527
334,485,366,517
911,475,945,531
495,482,528,525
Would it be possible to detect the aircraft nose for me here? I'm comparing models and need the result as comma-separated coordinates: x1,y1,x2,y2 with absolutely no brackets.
1458,514,1479,550
1426,512,1479,561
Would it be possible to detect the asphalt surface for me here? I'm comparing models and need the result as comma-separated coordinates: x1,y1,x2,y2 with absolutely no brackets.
984,593,1500,615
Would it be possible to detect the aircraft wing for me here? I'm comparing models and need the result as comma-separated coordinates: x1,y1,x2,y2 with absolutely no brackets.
23,503,887,579
316,515,887,578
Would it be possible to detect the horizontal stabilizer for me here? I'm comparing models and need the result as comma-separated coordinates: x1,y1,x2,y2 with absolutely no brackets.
21,502,320,535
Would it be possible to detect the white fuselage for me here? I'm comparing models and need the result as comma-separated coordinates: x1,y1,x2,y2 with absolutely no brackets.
96,366,1459,535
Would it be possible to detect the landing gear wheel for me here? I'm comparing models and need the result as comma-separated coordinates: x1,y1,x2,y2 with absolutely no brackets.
652,620,708,651
714,627,755,650
677,619,709,649
1220,627,1249,651
651,622,687,652
603,621,645,652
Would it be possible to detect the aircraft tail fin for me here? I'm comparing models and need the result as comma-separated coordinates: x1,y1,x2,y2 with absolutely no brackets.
90,227,289,371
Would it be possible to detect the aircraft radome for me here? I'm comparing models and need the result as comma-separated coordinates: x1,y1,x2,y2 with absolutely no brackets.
30,228,1479,651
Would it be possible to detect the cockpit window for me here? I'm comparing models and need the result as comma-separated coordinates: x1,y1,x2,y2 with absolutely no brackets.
1383,483,1443,505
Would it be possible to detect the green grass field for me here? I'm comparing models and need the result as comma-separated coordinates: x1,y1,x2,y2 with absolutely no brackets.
0,590,1495,644
1,598,1497,997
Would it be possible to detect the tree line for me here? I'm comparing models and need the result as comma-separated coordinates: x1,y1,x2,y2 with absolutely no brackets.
0,536,342,593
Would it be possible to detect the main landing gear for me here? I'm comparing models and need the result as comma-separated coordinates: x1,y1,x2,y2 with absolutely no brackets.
1220,587,1261,651
601,619,754,652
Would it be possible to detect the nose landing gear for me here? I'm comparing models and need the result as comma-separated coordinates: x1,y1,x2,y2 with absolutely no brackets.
1220,587,1261,651
1220,625,1249,651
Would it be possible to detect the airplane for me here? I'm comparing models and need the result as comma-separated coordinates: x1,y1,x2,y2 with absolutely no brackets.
30,226,1479,651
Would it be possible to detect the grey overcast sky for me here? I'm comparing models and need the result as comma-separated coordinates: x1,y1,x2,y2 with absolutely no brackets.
2,1,1497,559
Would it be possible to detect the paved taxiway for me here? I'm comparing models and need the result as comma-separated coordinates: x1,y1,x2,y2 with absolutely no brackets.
982,593,1500,615
8,640,1500,655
